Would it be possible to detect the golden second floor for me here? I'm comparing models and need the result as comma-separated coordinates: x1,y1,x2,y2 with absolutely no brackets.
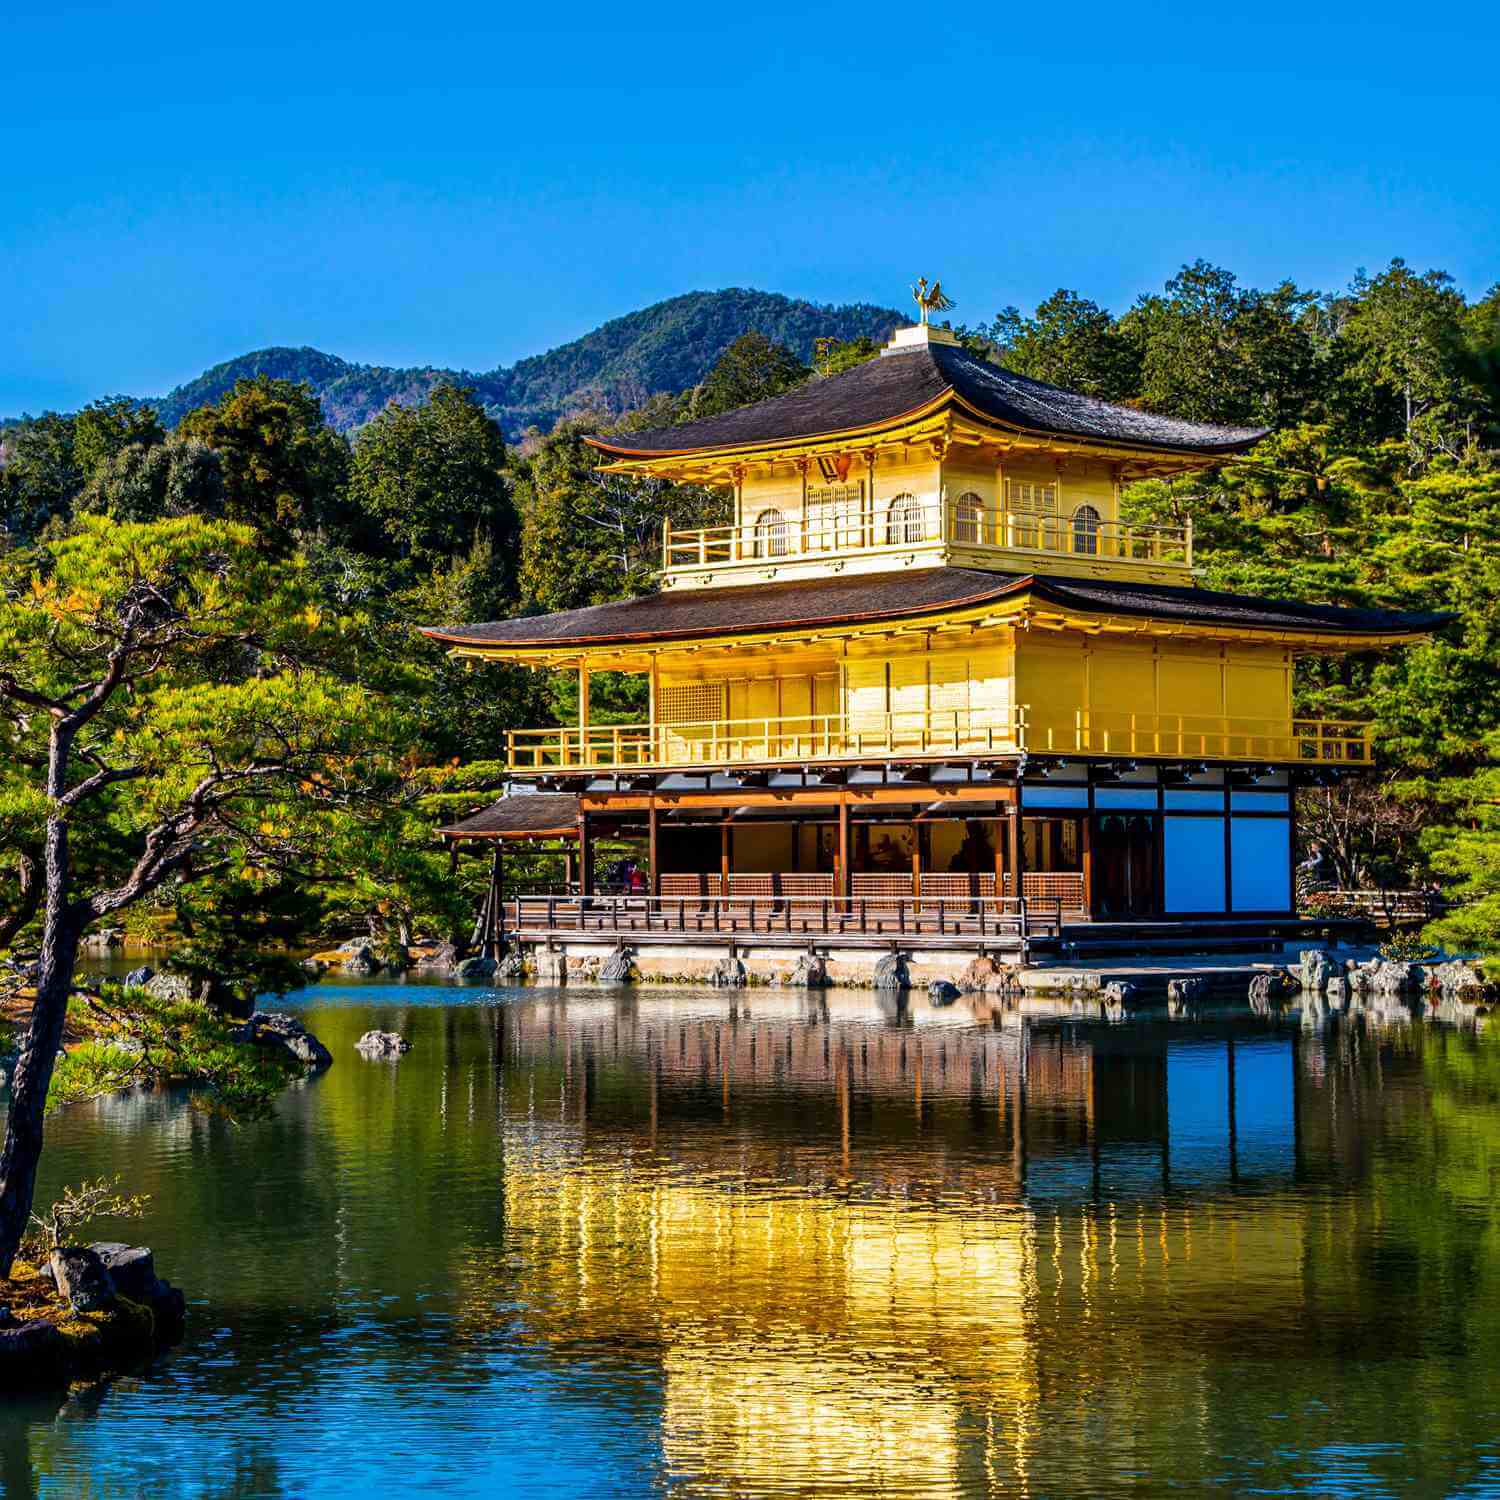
661,445,1195,592
506,627,1371,774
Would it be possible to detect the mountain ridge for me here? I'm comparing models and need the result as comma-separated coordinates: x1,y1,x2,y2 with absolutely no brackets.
145,289,905,437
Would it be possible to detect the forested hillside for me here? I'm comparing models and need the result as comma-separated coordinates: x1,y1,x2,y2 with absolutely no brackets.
139,290,903,435
3,258,1498,964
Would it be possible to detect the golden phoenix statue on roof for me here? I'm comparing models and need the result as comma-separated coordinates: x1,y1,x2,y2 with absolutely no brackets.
911,276,955,326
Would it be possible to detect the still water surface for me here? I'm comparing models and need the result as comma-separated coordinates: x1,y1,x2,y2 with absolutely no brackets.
4,979,1500,1496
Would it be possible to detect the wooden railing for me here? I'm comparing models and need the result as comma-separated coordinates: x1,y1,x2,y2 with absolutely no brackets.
506,707,1372,771
507,708,1026,769
1025,711,1373,764
506,893,1060,944
662,499,1192,572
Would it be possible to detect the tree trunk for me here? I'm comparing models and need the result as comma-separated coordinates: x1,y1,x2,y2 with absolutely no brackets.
0,818,82,1278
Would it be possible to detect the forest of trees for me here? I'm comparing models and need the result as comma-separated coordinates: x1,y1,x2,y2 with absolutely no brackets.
3,256,1498,977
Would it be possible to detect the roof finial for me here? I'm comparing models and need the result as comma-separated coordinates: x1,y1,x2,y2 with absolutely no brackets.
911,276,955,327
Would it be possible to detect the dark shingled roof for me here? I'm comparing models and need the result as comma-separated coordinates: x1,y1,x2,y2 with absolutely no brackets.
422,569,1446,651
590,340,1267,458
438,793,581,839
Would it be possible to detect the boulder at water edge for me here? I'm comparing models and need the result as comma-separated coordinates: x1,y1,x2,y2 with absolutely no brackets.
1299,950,1334,994
928,980,961,1005
709,955,748,988
454,955,498,981
355,1030,411,1059
872,954,909,991
123,966,154,988
779,952,829,988
49,1248,115,1314
237,1012,333,1069
341,942,384,975
598,946,637,983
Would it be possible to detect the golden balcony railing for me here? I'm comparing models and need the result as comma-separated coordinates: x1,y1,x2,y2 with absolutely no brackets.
507,709,1026,771
661,499,1192,572
505,707,1372,772
1025,711,1373,764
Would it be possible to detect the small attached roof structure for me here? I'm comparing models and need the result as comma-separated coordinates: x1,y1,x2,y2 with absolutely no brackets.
422,568,1448,659
588,337,1267,464
437,793,580,841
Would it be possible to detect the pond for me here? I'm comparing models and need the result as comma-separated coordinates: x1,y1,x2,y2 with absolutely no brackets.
4,978,1500,1497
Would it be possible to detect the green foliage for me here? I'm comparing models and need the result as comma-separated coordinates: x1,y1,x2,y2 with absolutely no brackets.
683,331,809,419
71,398,164,478
169,875,326,1012
988,290,1140,400
176,375,351,546
1422,734,1500,954
75,438,226,523
0,411,83,542
348,384,515,567
23,1176,147,1256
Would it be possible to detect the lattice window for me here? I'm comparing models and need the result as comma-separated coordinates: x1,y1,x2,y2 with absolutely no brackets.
885,492,925,544
1072,504,1101,555
806,482,863,549
752,508,789,557
658,682,725,725
953,491,984,543
1005,479,1059,513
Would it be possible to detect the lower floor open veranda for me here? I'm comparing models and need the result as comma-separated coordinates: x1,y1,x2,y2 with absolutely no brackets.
550,759,1300,925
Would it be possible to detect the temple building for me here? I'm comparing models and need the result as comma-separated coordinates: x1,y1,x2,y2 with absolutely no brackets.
426,316,1442,968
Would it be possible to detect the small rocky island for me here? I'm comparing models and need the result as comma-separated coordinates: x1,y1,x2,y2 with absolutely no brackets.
0,1242,185,1388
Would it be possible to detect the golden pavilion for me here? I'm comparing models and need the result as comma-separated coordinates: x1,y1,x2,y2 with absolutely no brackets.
425,314,1441,965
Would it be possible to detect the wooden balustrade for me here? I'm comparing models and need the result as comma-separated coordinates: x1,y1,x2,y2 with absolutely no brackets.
506,892,1058,946
506,706,1371,772
662,500,1192,574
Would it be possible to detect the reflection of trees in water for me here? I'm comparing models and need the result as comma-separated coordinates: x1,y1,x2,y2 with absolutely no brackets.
7,993,1500,1497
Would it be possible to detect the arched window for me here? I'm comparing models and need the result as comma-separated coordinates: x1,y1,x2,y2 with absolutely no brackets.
752,508,788,558
885,493,924,545
953,492,984,544
1072,504,1101,556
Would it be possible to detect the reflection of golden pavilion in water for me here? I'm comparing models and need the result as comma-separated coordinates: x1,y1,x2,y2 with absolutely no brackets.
484,996,1320,1495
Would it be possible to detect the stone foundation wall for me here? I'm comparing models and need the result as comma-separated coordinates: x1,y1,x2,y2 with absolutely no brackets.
523,941,1020,990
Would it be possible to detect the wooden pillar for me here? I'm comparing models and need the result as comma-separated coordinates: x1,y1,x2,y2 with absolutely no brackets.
578,809,593,896
1007,802,1022,902
577,663,590,764
648,797,659,897
1081,813,1093,917
720,823,731,898
838,798,851,900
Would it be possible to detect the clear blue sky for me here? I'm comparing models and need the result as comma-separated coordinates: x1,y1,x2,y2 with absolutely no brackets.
2,0,1495,414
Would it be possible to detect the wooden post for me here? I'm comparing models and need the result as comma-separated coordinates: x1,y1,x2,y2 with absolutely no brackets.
838,798,851,901
1007,802,1022,903
720,823,731,900
578,809,593,897
648,797,659,897
577,664,591,765
1081,813,1093,918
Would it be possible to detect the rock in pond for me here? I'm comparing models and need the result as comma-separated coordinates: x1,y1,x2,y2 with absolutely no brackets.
87,1242,164,1301
928,980,961,1005
341,942,384,975
494,951,527,982
123,965,155,988
779,952,829,988
355,1030,411,1059
597,945,637,984
49,1248,115,1314
236,1012,333,1070
709,955,748,989
1299,949,1334,994
454,955,498,981
873,954,909,991
1248,970,1296,1009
